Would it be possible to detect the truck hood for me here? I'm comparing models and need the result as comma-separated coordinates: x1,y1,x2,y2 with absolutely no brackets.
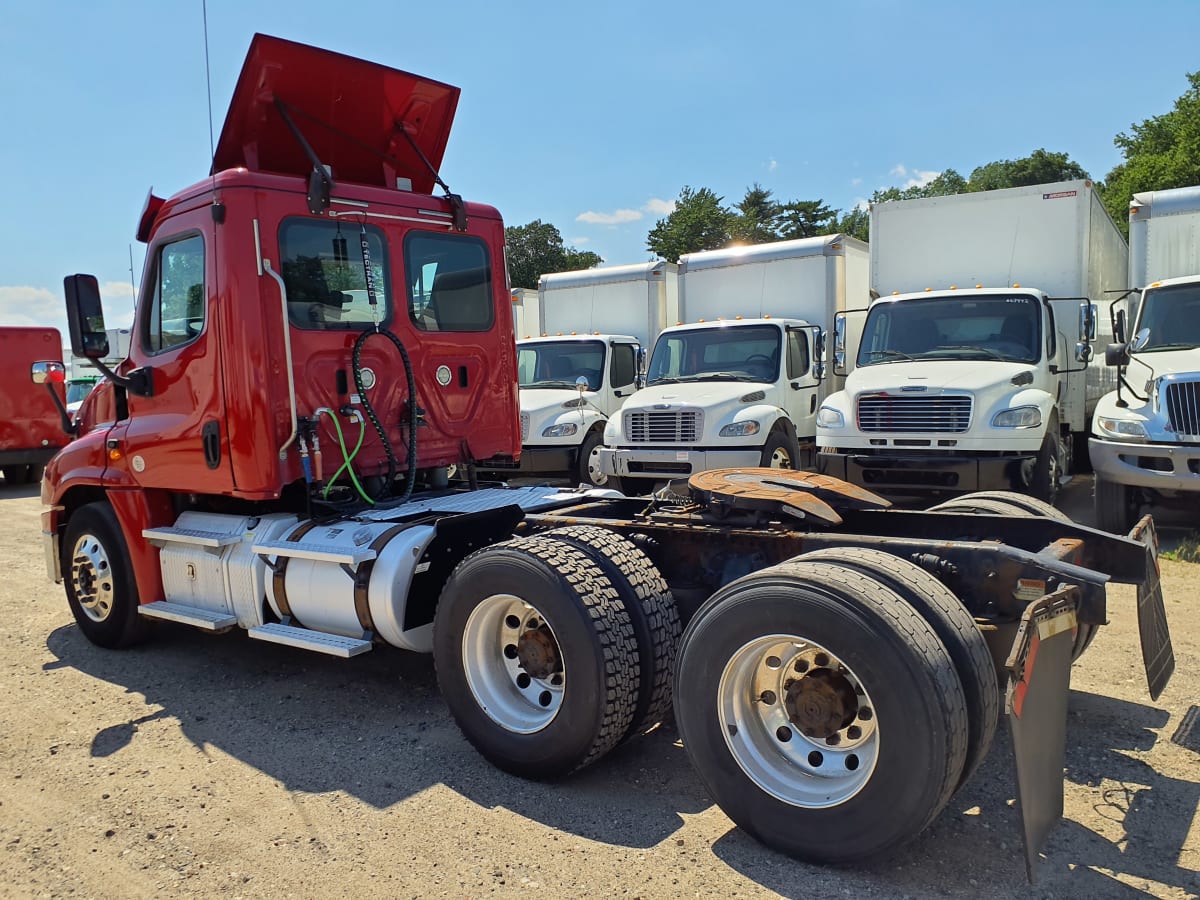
1130,347,1200,380
213,33,459,194
847,359,1038,395
622,381,772,411
519,388,597,416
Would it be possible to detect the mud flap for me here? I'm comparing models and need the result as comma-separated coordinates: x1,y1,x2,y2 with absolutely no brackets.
1004,585,1079,883
1129,515,1174,700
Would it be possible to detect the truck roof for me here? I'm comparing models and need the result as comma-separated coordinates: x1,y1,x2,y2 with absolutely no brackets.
662,317,807,333
677,234,864,273
212,33,459,195
1131,185,1200,218
517,334,638,344
878,286,1049,303
539,261,675,290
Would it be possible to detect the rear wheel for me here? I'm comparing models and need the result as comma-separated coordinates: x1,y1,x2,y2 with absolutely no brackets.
760,429,799,470
538,526,681,738
578,429,608,488
433,536,638,778
61,502,149,649
674,560,968,864
1094,475,1136,535
2,465,28,485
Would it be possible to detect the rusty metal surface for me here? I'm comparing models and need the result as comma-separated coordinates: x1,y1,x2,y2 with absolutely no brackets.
687,468,891,526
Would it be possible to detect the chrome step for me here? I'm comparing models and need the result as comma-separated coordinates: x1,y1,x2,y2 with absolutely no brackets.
143,526,241,549
251,540,377,566
248,623,373,658
137,601,237,630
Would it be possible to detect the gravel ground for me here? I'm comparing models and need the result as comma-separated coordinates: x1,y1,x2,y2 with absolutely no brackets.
0,476,1196,899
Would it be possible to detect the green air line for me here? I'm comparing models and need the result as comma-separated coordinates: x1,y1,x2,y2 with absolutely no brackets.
318,409,374,506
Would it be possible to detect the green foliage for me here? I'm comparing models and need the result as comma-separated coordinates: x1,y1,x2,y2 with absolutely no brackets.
730,183,782,244
1102,71,1200,235
967,150,1088,192
871,169,968,205
505,219,600,289
646,186,733,263
834,206,870,242
1159,531,1200,563
779,199,838,240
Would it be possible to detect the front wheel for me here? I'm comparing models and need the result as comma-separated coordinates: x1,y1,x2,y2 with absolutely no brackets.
1026,430,1063,505
674,560,968,864
577,429,608,488
1094,475,1137,535
61,502,149,649
760,429,799,470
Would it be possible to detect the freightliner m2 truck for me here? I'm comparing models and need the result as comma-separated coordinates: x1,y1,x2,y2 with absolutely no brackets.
1091,185,1200,531
600,235,867,495
32,36,1173,879
817,181,1127,506
483,262,675,487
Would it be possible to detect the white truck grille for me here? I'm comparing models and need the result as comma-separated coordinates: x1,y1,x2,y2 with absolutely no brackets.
1165,380,1200,438
626,410,702,443
520,412,530,441
857,394,972,433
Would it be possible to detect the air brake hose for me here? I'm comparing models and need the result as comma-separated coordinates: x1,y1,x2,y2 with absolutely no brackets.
352,327,418,503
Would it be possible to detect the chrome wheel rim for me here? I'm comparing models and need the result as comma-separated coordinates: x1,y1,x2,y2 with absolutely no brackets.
70,532,115,623
462,594,565,733
586,444,608,486
718,634,879,807
768,445,792,468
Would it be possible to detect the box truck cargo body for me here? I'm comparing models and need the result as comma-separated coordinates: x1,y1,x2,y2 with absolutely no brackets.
599,236,867,493
817,181,1127,504
510,288,539,340
1,326,69,484
482,262,676,486
1091,185,1200,530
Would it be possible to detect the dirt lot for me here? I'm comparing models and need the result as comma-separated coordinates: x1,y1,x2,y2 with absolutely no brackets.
0,476,1197,899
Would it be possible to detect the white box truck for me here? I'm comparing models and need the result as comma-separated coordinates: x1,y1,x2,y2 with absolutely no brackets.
510,287,539,340
1090,185,1200,531
483,262,677,486
599,235,868,494
816,181,1127,506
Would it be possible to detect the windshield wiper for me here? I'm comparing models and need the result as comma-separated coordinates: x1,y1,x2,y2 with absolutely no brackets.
524,380,576,388
1141,343,1199,352
648,376,683,385
864,349,914,361
930,345,1006,360
694,372,749,381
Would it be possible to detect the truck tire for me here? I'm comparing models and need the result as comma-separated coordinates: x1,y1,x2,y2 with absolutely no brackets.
26,464,44,483
792,547,997,790
61,502,150,649
2,465,27,485
537,525,681,738
760,428,799,470
929,491,1096,660
433,535,638,778
578,429,608,488
1094,475,1136,536
674,560,968,865
1027,429,1062,506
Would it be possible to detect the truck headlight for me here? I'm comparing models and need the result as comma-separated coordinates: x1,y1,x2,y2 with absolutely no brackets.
719,421,761,437
816,406,845,428
1096,416,1147,439
542,423,578,438
991,406,1041,428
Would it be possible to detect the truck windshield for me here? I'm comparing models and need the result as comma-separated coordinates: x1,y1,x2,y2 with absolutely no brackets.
647,324,781,385
858,294,1041,366
517,340,605,390
66,381,96,405
1133,283,1200,351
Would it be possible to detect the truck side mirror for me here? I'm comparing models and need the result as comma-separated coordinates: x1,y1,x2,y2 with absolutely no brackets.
1078,301,1097,343
1074,341,1094,364
832,312,848,376
635,346,647,388
1114,308,1127,344
64,274,110,359
575,375,589,393
1105,342,1130,367
813,328,827,383
31,360,67,385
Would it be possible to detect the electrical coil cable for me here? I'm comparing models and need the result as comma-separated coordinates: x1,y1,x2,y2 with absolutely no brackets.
352,326,418,503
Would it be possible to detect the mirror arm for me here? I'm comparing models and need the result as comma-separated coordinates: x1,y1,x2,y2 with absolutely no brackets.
91,357,155,398
43,384,78,437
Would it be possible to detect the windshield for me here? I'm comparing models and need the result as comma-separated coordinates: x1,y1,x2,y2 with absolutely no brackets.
1133,283,1200,351
66,381,96,405
857,294,1041,366
517,340,605,390
647,324,781,385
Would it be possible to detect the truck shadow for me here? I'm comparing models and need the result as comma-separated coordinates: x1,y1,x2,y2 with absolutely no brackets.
709,688,1198,898
45,620,709,851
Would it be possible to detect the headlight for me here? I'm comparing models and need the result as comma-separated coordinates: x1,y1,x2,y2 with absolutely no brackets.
1096,416,1147,439
542,423,578,438
719,421,761,437
991,406,1042,428
817,406,845,428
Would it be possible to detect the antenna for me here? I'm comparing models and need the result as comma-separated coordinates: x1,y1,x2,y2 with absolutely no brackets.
128,244,137,306
202,0,216,167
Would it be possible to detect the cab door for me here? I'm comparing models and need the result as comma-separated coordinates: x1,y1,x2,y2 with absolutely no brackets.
783,326,818,440
107,219,233,494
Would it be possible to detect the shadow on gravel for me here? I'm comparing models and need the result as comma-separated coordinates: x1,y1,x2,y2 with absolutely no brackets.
45,620,710,851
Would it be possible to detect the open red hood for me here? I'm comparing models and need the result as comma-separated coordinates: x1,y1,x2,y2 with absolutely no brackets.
212,34,459,195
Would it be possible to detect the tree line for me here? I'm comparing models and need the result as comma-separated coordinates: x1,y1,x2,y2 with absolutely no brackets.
508,71,1200,284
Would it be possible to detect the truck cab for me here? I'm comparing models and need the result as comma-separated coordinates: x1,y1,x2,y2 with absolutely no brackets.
599,317,822,492
481,333,641,486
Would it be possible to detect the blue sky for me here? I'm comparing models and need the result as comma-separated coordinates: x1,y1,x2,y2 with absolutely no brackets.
3,0,1199,338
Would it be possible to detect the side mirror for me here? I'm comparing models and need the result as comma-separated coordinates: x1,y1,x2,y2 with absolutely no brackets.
833,313,847,353
813,328,827,383
64,274,110,359
635,346,647,389
1074,341,1094,364
1078,301,1097,343
1130,327,1150,352
31,360,67,385
1114,308,1127,345
575,375,589,393
1105,342,1130,367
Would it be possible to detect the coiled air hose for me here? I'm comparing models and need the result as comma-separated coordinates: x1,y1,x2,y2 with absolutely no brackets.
352,327,418,503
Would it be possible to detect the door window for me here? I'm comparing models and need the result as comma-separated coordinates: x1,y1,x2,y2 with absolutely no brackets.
609,343,637,388
145,234,205,354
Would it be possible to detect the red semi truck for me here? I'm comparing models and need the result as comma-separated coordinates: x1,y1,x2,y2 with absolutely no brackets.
1,326,69,485
33,34,1174,878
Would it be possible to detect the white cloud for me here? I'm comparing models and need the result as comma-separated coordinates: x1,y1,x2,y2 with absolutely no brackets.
768,159,778,172
569,236,590,246
889,164,941,190
576,208,643,225
642,197,676,215
851,177,863,187
0,285,66,334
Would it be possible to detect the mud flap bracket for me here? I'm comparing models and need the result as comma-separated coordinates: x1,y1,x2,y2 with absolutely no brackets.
1129,515,1174,700
1005,584,1079,883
